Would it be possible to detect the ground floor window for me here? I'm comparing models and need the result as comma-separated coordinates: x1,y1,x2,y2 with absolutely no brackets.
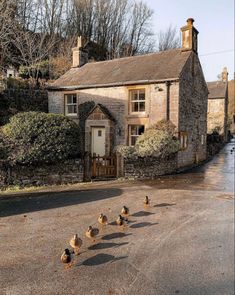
179,131,188,150
129,125,145,146
64,93,77,115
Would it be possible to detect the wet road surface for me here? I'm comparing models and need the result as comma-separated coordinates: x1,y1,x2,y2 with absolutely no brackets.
0,140,234,295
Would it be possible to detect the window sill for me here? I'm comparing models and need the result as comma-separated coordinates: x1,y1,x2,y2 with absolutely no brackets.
66,114,78,117
127,113,149,118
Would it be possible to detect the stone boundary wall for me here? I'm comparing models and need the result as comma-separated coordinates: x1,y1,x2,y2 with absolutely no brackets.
0,159,84,189
123,155,178,180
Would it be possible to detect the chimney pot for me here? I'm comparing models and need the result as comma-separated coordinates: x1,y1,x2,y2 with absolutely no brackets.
187,18,194,26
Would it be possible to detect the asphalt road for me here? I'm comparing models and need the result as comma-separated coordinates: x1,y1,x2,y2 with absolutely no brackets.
0,140,234,295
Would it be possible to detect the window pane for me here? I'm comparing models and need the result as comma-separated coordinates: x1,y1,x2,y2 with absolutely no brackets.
72,95,77,103
67,105,76,114
131,91,138,101
139,102,145,112
66,95,72,104
131,136,137,146
131,126,137,135
139,92,145,101
132,102,139,112
138,125,145,135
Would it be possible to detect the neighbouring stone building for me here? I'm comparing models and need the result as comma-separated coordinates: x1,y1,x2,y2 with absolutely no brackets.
207,68,229,141
48,18,208,170
228,76,235,134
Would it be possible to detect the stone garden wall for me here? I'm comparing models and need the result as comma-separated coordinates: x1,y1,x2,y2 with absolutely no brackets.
0,159,84,189
123,154,178,180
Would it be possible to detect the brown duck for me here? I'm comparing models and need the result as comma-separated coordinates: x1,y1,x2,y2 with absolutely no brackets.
69,234,83,255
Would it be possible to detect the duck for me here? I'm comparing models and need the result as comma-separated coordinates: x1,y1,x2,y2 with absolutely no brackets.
61,248,72,264
144,196,150,206
85,226,99,242
98,213,108,225
69,234,83,255
121,206,129,215
116,214,128,226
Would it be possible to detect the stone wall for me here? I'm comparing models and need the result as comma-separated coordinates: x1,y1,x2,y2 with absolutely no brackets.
0,159,84,189
207,98,226,134
123,155,178,180
178,53,208,167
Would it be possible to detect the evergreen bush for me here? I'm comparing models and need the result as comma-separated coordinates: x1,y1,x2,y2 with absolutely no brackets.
2,112,81,165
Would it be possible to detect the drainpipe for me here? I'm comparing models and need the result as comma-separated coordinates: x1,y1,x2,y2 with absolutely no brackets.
166,81,171,121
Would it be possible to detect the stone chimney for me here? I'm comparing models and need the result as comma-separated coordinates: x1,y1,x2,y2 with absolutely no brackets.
181,18,198,53
221,67,228,83
72,36,88,67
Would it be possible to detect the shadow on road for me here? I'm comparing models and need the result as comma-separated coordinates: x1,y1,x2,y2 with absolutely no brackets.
130,222,158,229
0,188,122,217
88,242,129,250
82,253,127,266
154,203,176,207
102,232,132,240
132,210,155,217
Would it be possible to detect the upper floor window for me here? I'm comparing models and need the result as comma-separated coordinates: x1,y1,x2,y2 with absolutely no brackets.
65,94,77,115
129,89,145,114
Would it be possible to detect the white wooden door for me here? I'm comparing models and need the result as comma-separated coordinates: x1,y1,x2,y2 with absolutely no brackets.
91,127,106,156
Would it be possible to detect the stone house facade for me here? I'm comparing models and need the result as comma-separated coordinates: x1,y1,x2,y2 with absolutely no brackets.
48,18,208,169
228,77,235,134
207,68,229,141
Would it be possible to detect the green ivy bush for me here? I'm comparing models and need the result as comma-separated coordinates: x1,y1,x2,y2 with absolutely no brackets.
2,112,81,165
117,120,180,158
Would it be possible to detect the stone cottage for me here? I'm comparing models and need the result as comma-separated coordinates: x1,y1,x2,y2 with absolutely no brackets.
48,18,208,170
207,68,228,141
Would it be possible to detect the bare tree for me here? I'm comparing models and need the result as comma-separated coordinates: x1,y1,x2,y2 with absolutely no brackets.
157,25,180,51
0,0,156,75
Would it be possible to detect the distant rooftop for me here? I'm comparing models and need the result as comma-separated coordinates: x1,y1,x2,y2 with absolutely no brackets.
207,81,227,99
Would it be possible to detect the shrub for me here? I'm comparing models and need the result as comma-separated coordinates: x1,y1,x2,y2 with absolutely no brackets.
117,120,180,159
0,132,11,160
2,112,81,165
135,127,180,158
116,145,136,158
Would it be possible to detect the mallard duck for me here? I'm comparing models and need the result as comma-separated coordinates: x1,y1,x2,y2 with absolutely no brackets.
144,196,150,206
116,215,128,226
69,234,83,255
121,206,129,215
61,248,72,264
98,213,108,225
85,226,99,242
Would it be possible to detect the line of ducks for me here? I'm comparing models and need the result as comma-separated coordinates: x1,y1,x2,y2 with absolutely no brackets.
61,196,150,265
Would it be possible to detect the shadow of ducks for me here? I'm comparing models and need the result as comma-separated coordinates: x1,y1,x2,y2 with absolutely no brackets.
130,222,158,229
82,253,127,266
88,242,129,250
102,232,132,240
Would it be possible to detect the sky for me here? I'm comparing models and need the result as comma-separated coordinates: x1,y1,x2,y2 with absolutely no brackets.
144,0,234,82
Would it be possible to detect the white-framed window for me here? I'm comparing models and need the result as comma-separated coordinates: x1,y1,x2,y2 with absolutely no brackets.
129,89,145,114
179,132,188,150
65,94,77,115
129,125,145,146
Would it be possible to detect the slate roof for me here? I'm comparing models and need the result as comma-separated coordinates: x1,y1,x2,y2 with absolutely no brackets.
49,49,192,90
207,81,227,99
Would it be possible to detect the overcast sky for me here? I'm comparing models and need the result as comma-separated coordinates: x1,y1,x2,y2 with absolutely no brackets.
144,0,234,81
